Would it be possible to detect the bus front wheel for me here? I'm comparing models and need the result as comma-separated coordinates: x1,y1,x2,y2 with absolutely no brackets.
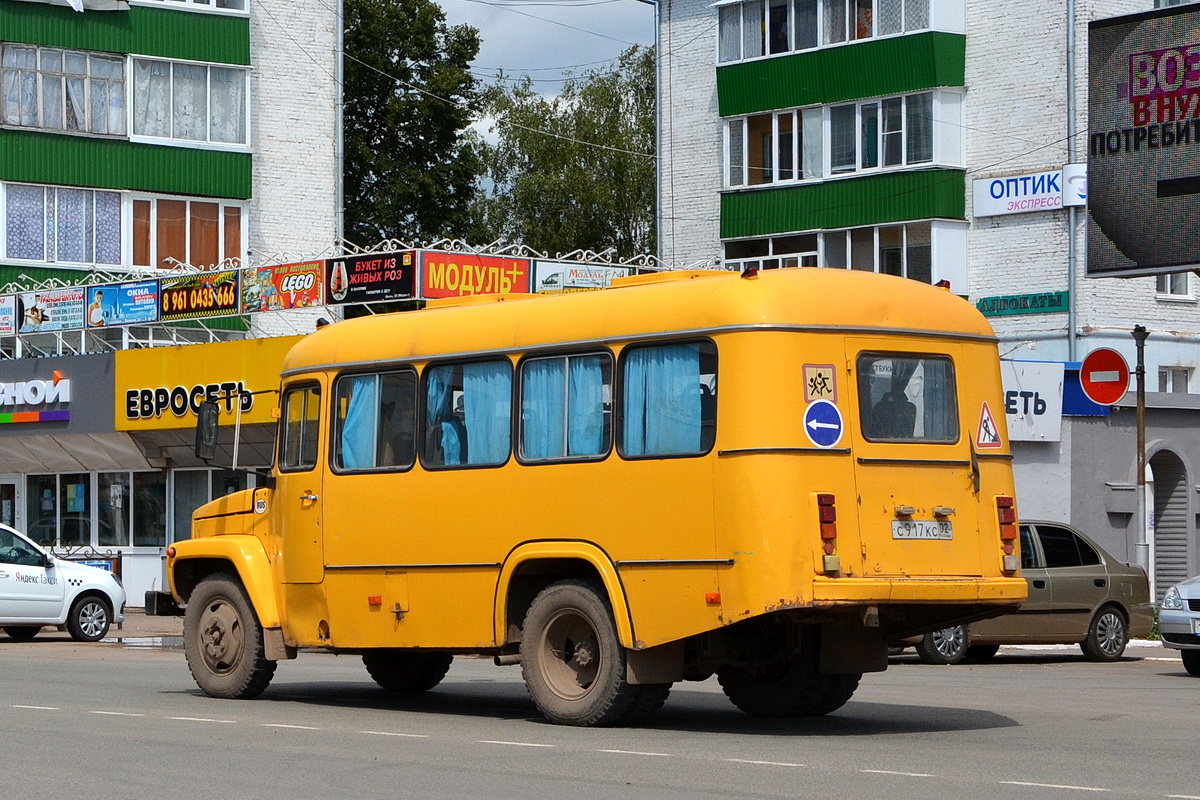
184,573,276,699
363,650,453,692
520,579,645,727
718,655,861,717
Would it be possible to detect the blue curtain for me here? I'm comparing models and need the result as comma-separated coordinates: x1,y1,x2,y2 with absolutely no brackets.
426,367,462,465
568,355,605,456
623,344,701,456
463,361,512,464
341,375,377,469
523,358,565,459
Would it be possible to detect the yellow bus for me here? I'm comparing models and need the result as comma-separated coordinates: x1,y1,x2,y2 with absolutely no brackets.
169,267,1027,726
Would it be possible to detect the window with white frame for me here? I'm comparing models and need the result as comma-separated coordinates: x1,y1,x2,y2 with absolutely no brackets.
724,221,932,282
1155,271,1190,298
725,91,949,187
1,45,126,136
131,58,248,146
718,0,930,63
1158,366,1191,393
3,182,122,265
132,195,245,269
133,0,248,11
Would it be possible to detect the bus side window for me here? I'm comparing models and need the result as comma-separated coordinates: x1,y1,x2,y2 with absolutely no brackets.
620,341,717,457
334,371,417,471
424,361,512,468
520,353,612,461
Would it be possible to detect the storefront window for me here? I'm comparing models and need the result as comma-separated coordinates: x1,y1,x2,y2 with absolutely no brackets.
26,475,57,546
133,472,167,547
58,473,92,546
172,471,208,543
98,472,130,547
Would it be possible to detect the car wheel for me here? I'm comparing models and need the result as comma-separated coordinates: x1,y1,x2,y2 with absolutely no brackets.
3,626,42,641
965,644,1000,661
183,573,276,699
66,595,111,642
1080,605,1128,662
915,625,968,665
1180,650,1200,677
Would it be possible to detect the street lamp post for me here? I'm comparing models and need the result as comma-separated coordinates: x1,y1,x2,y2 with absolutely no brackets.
1132,325,1149,573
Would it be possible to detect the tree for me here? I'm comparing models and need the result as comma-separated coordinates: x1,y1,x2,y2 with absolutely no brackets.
471,46,656,259
343,0,483,246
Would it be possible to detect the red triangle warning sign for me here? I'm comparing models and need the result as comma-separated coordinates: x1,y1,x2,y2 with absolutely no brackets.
976,401,1002,449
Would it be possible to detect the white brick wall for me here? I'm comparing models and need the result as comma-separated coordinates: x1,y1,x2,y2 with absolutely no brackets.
246,1,339,338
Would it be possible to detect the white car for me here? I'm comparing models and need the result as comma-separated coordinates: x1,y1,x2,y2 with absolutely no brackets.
1160,575,1200,676
0,522,126,642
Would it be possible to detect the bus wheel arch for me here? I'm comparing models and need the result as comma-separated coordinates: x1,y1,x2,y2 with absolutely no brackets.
495,545,634,650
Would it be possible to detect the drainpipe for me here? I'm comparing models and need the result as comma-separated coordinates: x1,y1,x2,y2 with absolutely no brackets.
1066,0,1078,361
635,0,662,265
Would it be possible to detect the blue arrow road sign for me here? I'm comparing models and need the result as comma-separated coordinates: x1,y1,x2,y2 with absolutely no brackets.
804,399,844,448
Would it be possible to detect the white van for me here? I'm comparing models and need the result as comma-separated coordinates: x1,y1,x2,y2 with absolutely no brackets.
0,523,126,642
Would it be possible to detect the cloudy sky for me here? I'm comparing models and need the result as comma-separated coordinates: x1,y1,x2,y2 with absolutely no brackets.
437,0,656,94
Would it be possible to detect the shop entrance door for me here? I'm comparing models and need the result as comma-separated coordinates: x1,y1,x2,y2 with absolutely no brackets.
0,476,22,531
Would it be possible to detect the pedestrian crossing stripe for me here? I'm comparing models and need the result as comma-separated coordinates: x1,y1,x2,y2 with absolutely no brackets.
976,401,1002,449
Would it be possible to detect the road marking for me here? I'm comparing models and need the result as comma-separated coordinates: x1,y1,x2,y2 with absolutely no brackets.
12,704,58,710
262,723,320,730
362,731,428,738
861,770,934,777
597,749,671,757
1167,795,1200,799
90,711,145,717
167,716,235,724
726,759,805,768
1000,781,1107,792
480,740,556,748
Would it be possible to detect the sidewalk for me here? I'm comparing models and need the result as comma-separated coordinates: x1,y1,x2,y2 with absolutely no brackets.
115,607,184,638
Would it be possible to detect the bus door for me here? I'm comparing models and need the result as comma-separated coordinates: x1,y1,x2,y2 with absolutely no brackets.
844,343,988,578
274,382,325,583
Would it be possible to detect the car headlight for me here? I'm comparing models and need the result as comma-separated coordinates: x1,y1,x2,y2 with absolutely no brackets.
1162,585,1184,610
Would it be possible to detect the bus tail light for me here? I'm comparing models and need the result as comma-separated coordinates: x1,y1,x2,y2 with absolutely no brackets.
817,493,837,554
996,495,1017,555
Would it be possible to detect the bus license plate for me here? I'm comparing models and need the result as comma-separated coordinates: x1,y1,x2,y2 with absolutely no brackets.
892,520,953,540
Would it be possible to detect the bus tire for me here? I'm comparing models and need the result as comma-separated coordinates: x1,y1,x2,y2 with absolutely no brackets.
915,625,969,665
184,573,276,699
363,650,453,692
717,657,860,718
520,579,640,727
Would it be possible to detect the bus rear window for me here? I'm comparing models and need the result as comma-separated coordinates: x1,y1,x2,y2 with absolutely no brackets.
856,353,957,443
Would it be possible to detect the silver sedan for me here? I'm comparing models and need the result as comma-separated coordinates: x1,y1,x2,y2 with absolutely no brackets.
1160,575,1200,676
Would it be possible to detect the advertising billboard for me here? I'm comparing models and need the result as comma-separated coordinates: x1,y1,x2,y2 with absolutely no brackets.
243,260,325,312
421,251,531,298
533,261,631,293
326,252,416,305
16,288,85,333
0,296,15,336
160,271,241,321
85,281,160,328
1088,5,1200,277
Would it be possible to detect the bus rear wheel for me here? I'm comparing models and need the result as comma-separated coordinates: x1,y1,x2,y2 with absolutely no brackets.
363,650,453,692
184,573,276,699
718,656,861,717
520,579,645,727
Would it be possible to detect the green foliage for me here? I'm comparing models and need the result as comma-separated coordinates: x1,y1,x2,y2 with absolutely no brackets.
470,46,657,259
343,0,483,245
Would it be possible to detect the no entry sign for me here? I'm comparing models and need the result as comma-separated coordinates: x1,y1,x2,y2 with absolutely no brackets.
1079,348,1130,406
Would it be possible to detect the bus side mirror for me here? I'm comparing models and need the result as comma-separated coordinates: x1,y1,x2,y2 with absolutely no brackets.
195,400,220,460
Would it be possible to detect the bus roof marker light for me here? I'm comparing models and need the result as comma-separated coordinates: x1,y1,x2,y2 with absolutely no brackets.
741,267,759,279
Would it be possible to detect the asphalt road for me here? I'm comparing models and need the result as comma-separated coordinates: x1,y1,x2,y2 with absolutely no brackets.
2,637,1196,800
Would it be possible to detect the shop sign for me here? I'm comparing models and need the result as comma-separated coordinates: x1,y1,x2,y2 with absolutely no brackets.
326,252,415,305
16,288,85,333
244,260,325,312
0,370,71,424
1000,360,1064,442
533,261,630,293
85,281,160,328
421,251,531,298
115,335,301,430
976,290,1069,317
973,170,1066,217
0,296,15,336
160,271,241,321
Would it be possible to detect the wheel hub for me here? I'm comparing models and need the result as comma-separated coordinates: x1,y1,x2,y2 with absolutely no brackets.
198,600,243,672
572,639,596,669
